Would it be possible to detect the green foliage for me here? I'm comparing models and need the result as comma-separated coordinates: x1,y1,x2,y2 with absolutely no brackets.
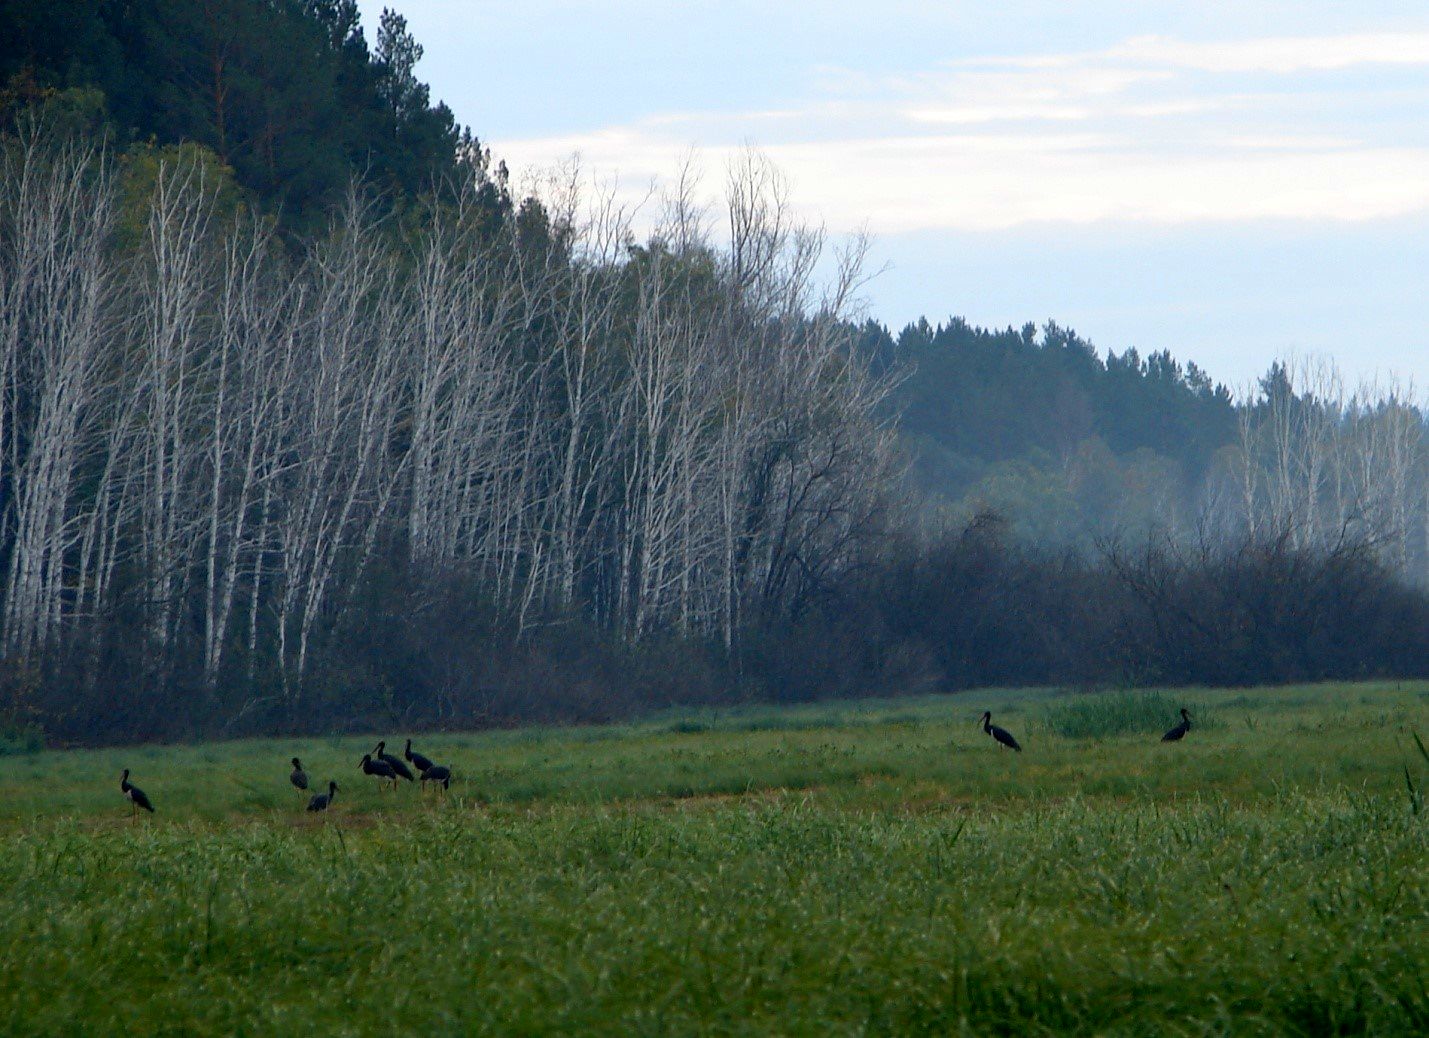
893,318,1234,474
0,682,1425,1033
1040,689,1214,739
115,140,248,251
887,316,1237,534
0,723,42,756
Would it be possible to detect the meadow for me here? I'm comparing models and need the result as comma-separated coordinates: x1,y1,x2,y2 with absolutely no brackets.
1,682,1426,1035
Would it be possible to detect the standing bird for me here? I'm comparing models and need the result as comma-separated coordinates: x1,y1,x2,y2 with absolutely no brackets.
1161,707,1193,743
980,711,1022,752
404,738,435,775
420,764,451,795
290,757,309,794
307,781,338,813
120,769,155,819
361,753,399,791
373,741,415,783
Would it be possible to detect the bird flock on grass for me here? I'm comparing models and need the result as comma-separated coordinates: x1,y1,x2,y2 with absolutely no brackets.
117,708,1195,819
119,736,454,821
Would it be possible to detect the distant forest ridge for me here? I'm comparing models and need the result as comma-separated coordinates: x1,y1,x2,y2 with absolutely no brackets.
864,315,1238,500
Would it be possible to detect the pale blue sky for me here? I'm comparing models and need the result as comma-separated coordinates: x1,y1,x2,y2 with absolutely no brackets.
369,2,1429,388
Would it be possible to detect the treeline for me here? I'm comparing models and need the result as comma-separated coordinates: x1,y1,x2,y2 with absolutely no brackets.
0,124,895,742
782,515,1429,698
880,316,1235,484
882,318,1429,587
6,120,1429,746
864,316,1239,546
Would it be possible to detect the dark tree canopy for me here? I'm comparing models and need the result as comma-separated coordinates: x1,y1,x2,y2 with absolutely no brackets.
0,0,467,230
881,315,1238,512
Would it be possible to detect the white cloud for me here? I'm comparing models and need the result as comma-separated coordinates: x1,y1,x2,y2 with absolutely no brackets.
903,105,1092,125
1109,31,1429,73
494,30,1429,234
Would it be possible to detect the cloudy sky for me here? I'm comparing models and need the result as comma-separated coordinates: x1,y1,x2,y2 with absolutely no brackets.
373,1,1429,388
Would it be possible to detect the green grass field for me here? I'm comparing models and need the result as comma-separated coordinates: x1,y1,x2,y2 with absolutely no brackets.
2,682,1427,1035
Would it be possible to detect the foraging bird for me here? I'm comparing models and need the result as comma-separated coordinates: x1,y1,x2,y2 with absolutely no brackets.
361,753,399,790
404,738,435,775
290,757,309,793
120,768,154,818
373,740,415,783
1162,707,1192,743
420,764,451,794
980,711,1022,752
307,781,338,812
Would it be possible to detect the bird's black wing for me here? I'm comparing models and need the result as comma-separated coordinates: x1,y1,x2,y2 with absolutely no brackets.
382,754,415,781
130,786,155,812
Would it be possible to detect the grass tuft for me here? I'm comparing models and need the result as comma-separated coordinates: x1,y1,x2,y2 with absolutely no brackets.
1040,689,1212,739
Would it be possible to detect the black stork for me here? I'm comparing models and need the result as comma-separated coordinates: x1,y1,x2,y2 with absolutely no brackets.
360,753,399,791
120,768,155,819
980,711,1022,752
404,739,435,775
307,781,338,812
1161,708,1192,743
290,757,309,794
420,764,451,795
374,741,415,784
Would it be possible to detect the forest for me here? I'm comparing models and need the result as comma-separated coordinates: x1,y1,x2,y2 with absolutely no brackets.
3,0,1429,745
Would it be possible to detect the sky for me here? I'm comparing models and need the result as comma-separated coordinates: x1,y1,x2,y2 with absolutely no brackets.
368,1,1429,389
